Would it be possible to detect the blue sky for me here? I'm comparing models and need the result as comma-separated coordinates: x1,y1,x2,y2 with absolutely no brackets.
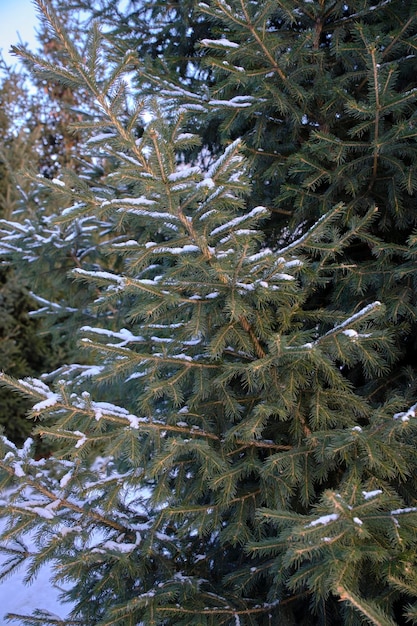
0,0,38,66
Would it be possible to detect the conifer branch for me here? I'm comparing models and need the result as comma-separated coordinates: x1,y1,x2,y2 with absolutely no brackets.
5,615,80,625
336,585,397,626
370,46,381,185
237,0,288,85
382,15,416,59
0,461,125,532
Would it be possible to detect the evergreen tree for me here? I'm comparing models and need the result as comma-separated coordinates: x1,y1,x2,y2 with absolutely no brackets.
0,68,58,444
44,0,223,158
0,39,93,445
1,10,117,403
1,1,417,625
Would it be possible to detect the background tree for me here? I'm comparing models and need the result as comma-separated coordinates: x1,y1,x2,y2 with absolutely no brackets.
0,67,57,444
1,1,417,625
0,5,111,444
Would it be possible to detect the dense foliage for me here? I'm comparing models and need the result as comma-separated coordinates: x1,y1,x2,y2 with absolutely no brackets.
0,13,110,445
1,1,417,624
0,70,57,443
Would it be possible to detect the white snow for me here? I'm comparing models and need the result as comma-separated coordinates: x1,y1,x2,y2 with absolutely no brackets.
87,132,117,143
210,206,268,237
73,268,126,286
246,248,272,262
271,273,295,281
78,399,147,429
117,208,180,222
362,489,382,500
151,244,200,255
74,431,87,448
209,97,254,108
12,462,26,478
197,177,215,189
177,133,198,141
393,403,417,422
93,539,137,554
32,393,60,413
306,513,339,527
200,38,239,48
167,166,201,181
28,506,56,520
60,471,73,489
61,202,86,217
80,326,144,346
343,329,358,338
109,196,157,206
312,302,381,342
170,354,193,362
390,507,417,515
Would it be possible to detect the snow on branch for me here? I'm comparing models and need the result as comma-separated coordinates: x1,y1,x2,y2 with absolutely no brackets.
206,138,243,179
0,374,61,411
393,402,417,422
277,204,345,255
72,268,126,288
210,206,269,237
322,301,382,339
200,38,240,48
80,326,145,347
306,513,339,528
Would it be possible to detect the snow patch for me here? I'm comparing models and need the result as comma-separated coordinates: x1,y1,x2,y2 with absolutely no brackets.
343,329,358,338
390,507,417,515
74,431,87,448
32,393,60,413
210,206,268,237
393,403,417,422
200,38,239,48
362,489,382,500
306,513,339,527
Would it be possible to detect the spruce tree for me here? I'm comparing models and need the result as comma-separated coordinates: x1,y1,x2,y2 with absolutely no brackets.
1,1,417,625
0,68,59,444
0,32,98,445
